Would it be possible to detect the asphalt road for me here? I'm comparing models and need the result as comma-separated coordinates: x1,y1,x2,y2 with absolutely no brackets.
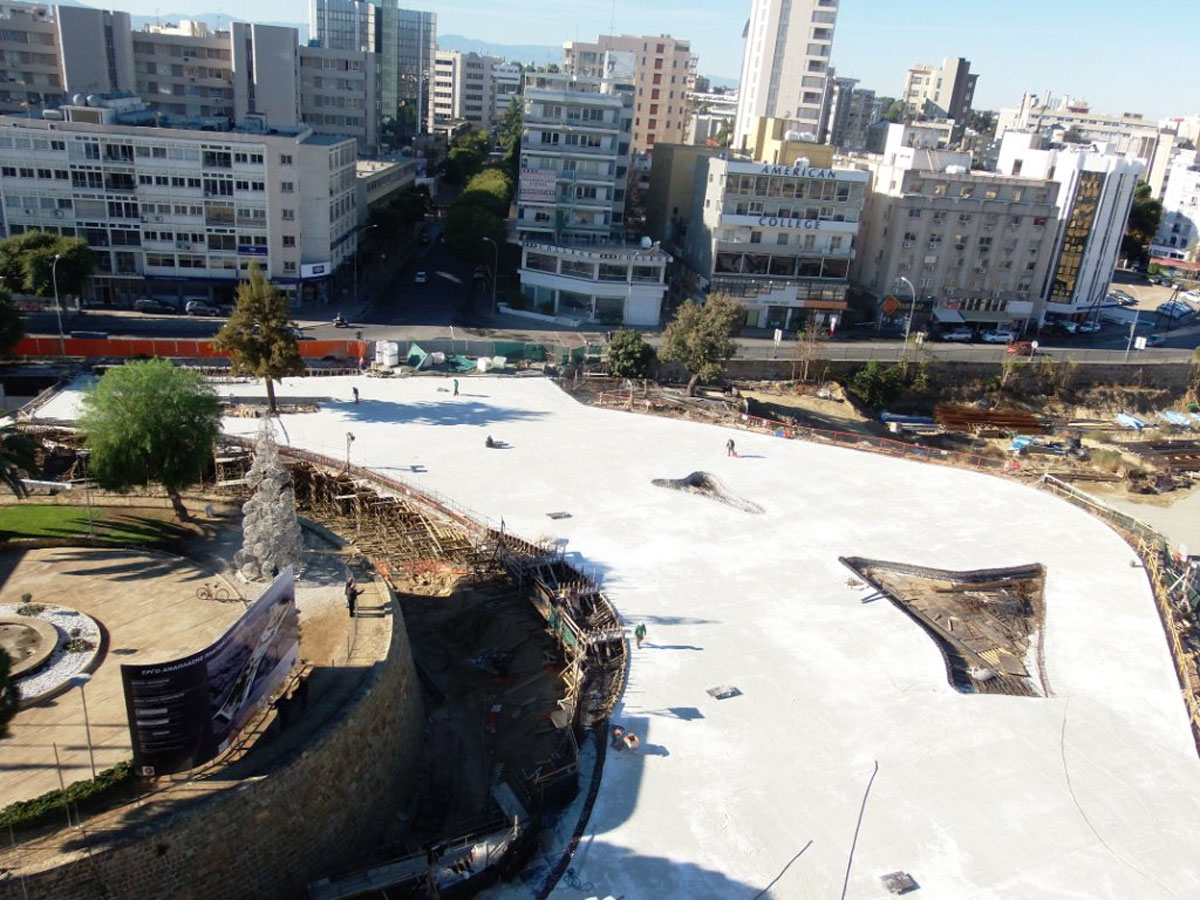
20,243,1200,365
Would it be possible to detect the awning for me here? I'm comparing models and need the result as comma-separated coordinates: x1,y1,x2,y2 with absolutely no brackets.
932,306,965,323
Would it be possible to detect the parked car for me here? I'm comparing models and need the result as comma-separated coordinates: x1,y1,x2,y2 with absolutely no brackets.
1049,319,1079,334
1148,274,1163,285
980,329,1016,343
941,326,974,342
185,300,221,317
414,270,428,284
1006,340,1035,356
289,327,315,341
134,298,177,314
1077,320,1102,333
1144,333,1166,347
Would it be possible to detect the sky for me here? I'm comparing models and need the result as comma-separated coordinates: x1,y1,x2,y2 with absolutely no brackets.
110,0,1198,118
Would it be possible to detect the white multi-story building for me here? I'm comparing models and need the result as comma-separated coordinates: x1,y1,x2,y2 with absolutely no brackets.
0,97,357,306
429,50,514,134
681,152,868,331
853,126,1060,332
997,132,1143,318
1150,148,1200,261
515,70,668,326
563,34,696,154
733,0,838,152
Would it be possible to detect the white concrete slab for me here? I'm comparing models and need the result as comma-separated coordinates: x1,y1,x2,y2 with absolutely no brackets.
39,374,1200,898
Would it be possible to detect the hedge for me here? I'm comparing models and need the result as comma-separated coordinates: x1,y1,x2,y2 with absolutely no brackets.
0,760,135,834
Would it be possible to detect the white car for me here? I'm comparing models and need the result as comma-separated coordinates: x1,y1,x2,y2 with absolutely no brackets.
941,327,974,342
980,329,1016,343
1077,320,1101,333
414,271,428,284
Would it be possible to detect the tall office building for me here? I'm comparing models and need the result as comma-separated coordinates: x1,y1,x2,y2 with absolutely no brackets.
733,0,838,152
562,34,697,154
309,0,435,140
429,50,512,134
901,56,976,142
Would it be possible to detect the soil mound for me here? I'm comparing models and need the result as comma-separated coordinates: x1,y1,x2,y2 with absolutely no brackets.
651,472,764,514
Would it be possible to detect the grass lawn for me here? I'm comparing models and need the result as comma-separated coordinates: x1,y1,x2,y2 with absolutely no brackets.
0,505,193,544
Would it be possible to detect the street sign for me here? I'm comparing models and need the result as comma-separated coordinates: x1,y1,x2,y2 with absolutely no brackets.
881,295,900,315
1135,336,1147,350
1031,340,1039,350
773,328,783,345
829,314,839,335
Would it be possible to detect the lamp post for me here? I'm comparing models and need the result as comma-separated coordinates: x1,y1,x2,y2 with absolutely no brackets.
481,236,499,312
344,431,355,472
1124,309,1141,362
68,673,96,780
896,276,917,355
51,252,66,357
352,224,378,309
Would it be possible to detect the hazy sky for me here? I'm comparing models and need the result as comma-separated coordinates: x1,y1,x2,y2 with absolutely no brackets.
113,0,1197,118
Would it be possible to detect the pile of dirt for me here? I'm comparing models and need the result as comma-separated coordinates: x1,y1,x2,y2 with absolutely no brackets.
651,471,765,514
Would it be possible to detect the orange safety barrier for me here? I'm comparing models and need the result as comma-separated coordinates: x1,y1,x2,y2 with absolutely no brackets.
13,337,369,361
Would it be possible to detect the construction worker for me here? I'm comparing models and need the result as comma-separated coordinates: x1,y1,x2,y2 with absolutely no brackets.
634,623,647,649
726,438,736,457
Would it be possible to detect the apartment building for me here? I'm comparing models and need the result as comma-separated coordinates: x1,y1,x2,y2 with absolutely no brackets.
562,34,696,154
853,126,1060,332
309,0,436,140
0,2,135,114
1149,148,1199,261
997,132,1143,318
901,57,976,139
680,144,869,331
515,70,668,326
0,97,357,306
355,156,414,223
429,50,513,134
733,0,838,152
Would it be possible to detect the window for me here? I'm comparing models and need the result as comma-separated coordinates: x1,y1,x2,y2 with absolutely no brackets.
776,233,788,245
280,154,293,166
750,231,762,244
281,209,295,221
282,235,296,247
283,261,297,273
281,181,295,193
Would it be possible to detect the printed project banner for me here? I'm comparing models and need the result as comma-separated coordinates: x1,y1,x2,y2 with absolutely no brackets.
519,168,558,203
121,567,300,775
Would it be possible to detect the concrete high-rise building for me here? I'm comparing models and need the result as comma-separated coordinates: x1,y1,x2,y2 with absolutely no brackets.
562,34,696,154
0,2,135,114
901,57,977,129
309,0,435,140
515,70,669,326
429,50,513,134
996,92,1162,161
733,0,838,152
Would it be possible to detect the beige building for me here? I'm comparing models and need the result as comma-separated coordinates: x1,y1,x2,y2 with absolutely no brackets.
562,34,696,154
854,126,1059,332
996,92,1162,161
644,143,720,246
733,0,838,152
0,97,357,306
355,157,415,224
901,57,976,139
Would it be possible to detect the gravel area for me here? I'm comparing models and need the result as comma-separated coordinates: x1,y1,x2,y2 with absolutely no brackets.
3,604,102,701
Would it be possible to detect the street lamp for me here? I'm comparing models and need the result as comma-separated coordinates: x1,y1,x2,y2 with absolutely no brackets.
1124,309,1141,362
51,252,66,357
68,673,96,780
895,276,917,352
352,224,379,309
481,236,499,312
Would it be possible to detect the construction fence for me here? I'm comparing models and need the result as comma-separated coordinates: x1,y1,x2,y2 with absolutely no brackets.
13,336,369,361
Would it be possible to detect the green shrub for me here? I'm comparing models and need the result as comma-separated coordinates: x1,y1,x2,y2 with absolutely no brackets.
0,760,134,834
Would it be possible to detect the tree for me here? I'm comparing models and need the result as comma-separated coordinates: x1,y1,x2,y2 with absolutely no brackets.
213,265,305,414
0,288,23,356
80,359,221,520
0,648,18,736
0,232,93,297
606,328,654,378
0,425,36,498
498,96,522,179
879,98,906,124
659,293,744,396
444,203,507,266
849,361,903,408
1122,181,1163,266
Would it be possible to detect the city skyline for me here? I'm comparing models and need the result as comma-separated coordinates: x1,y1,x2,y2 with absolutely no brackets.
99,0,1198,120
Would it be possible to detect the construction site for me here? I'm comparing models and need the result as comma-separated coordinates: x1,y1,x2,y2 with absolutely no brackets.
16,371,1200,899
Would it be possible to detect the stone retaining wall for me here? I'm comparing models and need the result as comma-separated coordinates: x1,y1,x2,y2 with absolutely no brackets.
0,591,425,899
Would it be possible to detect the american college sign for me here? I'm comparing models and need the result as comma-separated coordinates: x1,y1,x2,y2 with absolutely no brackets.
759,164,835,179
757,216,821,229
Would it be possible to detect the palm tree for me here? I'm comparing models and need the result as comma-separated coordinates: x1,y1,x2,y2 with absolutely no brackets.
0,426,34,498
